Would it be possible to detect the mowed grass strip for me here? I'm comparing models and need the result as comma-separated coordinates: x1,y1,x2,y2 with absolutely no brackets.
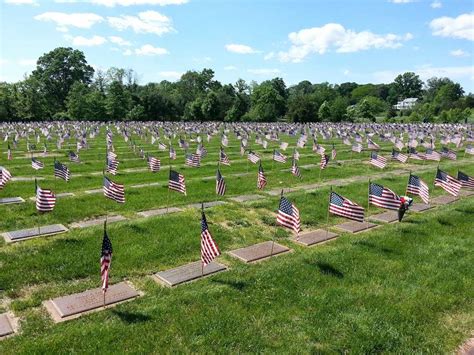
0,197,472,353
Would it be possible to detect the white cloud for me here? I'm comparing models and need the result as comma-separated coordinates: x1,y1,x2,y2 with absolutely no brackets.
34,12,104,32
373,65,474,83
225,44,258,54
430,0,442,8
66,35,107,46
135,44,169,55
343,69,350,76
430,13,474,41
450,49,469,57
91,0,188,5
5,0,38,5
247,68,281,76
278,23,413,62
159,71,182,80
19,59,36,66
109,36,131,46
108,10,174,36
224,65,237,71
264,52,275,60
389,0,415,3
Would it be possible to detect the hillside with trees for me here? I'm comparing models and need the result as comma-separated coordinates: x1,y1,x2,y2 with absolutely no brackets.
1,47,472,122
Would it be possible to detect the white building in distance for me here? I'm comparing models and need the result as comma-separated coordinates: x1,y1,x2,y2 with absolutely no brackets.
394,98,418,110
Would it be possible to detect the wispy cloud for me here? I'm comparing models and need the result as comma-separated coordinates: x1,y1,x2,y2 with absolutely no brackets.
34,12,104,32
430,0,442,9
109,36,131,46
108,10,174,36
224,65,237,71
54,0,188,6
247,68,281,76
5,0,38,5
450,49,470,57
225,44,258,54
373,65,474,83
430,13,474,41
135,44,169,56
65,35,107,46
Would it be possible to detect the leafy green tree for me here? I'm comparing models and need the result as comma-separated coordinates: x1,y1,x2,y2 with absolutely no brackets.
393,72,423,99
330,96,348,122
66,82,90,120
14,77,48,120
433,82,464,111
0,83,18,121
286,94,317,122
318,101,331,121
357,98,376,121
106,81,131,120
248,81,286,121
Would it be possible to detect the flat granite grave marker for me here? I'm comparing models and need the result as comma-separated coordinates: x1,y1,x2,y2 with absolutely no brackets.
295,230,338,246
2,224,68,243
153,261,227,287
187,201,226,209
70,215,127,228
30,192,75,202
459,189,474,197
370,211,399,223
229,241,290,263
0,313,14,338
11,177,44,182
335,221,377,234
138,207,183,217
130,182,160,189
84,188,103,194
229,194,265,203
43,282,140,322
0,197,25,205
411,203,433,212
431,195,458,205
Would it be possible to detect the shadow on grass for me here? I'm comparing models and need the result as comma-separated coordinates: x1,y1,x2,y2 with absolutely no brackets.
211,278,249,291
112,310,152,324
306,261,344,278
352,240,399,255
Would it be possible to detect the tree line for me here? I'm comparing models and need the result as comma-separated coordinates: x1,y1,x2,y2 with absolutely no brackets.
1,47,473,123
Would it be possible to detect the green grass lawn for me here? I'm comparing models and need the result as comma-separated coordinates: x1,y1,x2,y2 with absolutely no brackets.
0,129,473,353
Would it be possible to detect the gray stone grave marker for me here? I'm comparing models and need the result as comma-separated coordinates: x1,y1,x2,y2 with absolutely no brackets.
0,197,25,205
187,201,226,209
229,194,265,203
137,207,182,218
335,221,377,234
153,261,227,287
431,195,458,205
295,230,338,247
43,282,139,322
411,203,433,212
84,189,103,194
70,215,127,228
30,192,75,202
229,241,290,263
2,224,68,243
370,211,399,223
459,189,474,197
0,313,14,338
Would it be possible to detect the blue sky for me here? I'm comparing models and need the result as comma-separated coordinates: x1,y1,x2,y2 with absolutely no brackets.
1,0,473,91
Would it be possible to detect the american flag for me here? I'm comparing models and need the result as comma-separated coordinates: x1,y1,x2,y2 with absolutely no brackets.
169,146,176,160
216,168,226,195
0,166,12,189
280,142,288,151
320,154,330,169
458,171,474,188
395,140,405,151
370,152,387,169
219,148,230,166
369,182,400,210
441,147,457,160
196,144,207,158
147,155,161,172
406,174,430,204
425,148,441,161
408,147,424,160
103,176,125,203
314,144,325,155
367,139,380,150
343,138,351,146
185,153,200,167
54,160,70,181
31,158,44,170
100,222,113,293
465,144,474,155
434,169,461,196
329,191,365,222
276,195,301,235
106,157,119,175
7,144,12,160
35,180,56,212
331,144,337,160
200,210,220,266
392,149,408,163
240,142,245,156
221,135,228,147
352,143,362,153
158,142,167,151
248,151,260,164
293,149,300,161
273,150,287,163
68,151,80,163
257,162,267,189
291,160,302,178
169,170,186,195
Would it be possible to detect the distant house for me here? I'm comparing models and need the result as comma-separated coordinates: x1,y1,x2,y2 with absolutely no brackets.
394,98,418,110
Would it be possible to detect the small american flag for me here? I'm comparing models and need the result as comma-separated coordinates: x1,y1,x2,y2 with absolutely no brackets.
434,169,461,196
147,155,161,172
248,151,260,164
369,182,400,210
406,174,430,204
169,170,186,195
103,176,125,203
352,143,362,153
31,158,44,170
0,166,12,190
392,149,408,163
35,180,56,212
219,148,230,166
320,154,330,170
68,151,80,163
458,171,474,188
293,149,300,161
425,148,441,161
100,222,113,293
280,142,289,151
106,157,119,175
329,191,365,222
169,146,177,160
331,144,337,160
408,147,424,160
201,210,220,266
291,160,302,178
185,153,200,167
158,142,167,151
441,147,457,160
277,195,301,236
257,162,267,189
273,150,287,163
395,140,405,151
216,169,226,196
54,160,70,181
370,152,387,169
7,144,12,160
367,139,380,150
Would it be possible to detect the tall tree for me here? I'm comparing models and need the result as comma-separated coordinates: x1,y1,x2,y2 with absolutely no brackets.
393,72,423,99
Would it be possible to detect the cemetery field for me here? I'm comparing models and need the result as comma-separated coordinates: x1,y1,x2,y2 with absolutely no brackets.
0,129,473,353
